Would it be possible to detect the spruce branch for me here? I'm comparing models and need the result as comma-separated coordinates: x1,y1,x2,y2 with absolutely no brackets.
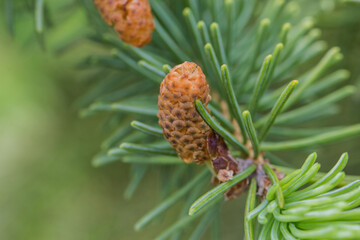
60,0,360,238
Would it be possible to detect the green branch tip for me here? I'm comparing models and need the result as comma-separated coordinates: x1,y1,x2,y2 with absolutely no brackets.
162,64,171,73
130,121,163,137
260,18,270,27
276,42,284,48
210,22,219,30
242,110,260,158
283,23,291,30
183,7,190,16
279,23,291,45
220,64,227,71
275,152,360,187
274,43,284,54
197,21,205,28
108,148,128,156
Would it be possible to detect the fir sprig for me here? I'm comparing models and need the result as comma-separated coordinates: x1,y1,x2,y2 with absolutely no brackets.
76,0,360,238
244,153,360,239
16,0,357,239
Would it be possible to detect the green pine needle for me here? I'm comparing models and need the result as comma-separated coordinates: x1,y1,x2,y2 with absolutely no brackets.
189,165,256,216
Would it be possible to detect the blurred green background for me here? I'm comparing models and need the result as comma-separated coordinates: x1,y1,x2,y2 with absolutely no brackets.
0,1,359,240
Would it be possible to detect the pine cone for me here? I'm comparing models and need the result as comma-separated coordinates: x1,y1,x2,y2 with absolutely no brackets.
158,62,212,164
94,0,155,47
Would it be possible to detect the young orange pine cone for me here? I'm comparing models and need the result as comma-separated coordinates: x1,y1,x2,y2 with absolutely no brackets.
157,62,281,200
94,0,155,48
158,62,212,164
